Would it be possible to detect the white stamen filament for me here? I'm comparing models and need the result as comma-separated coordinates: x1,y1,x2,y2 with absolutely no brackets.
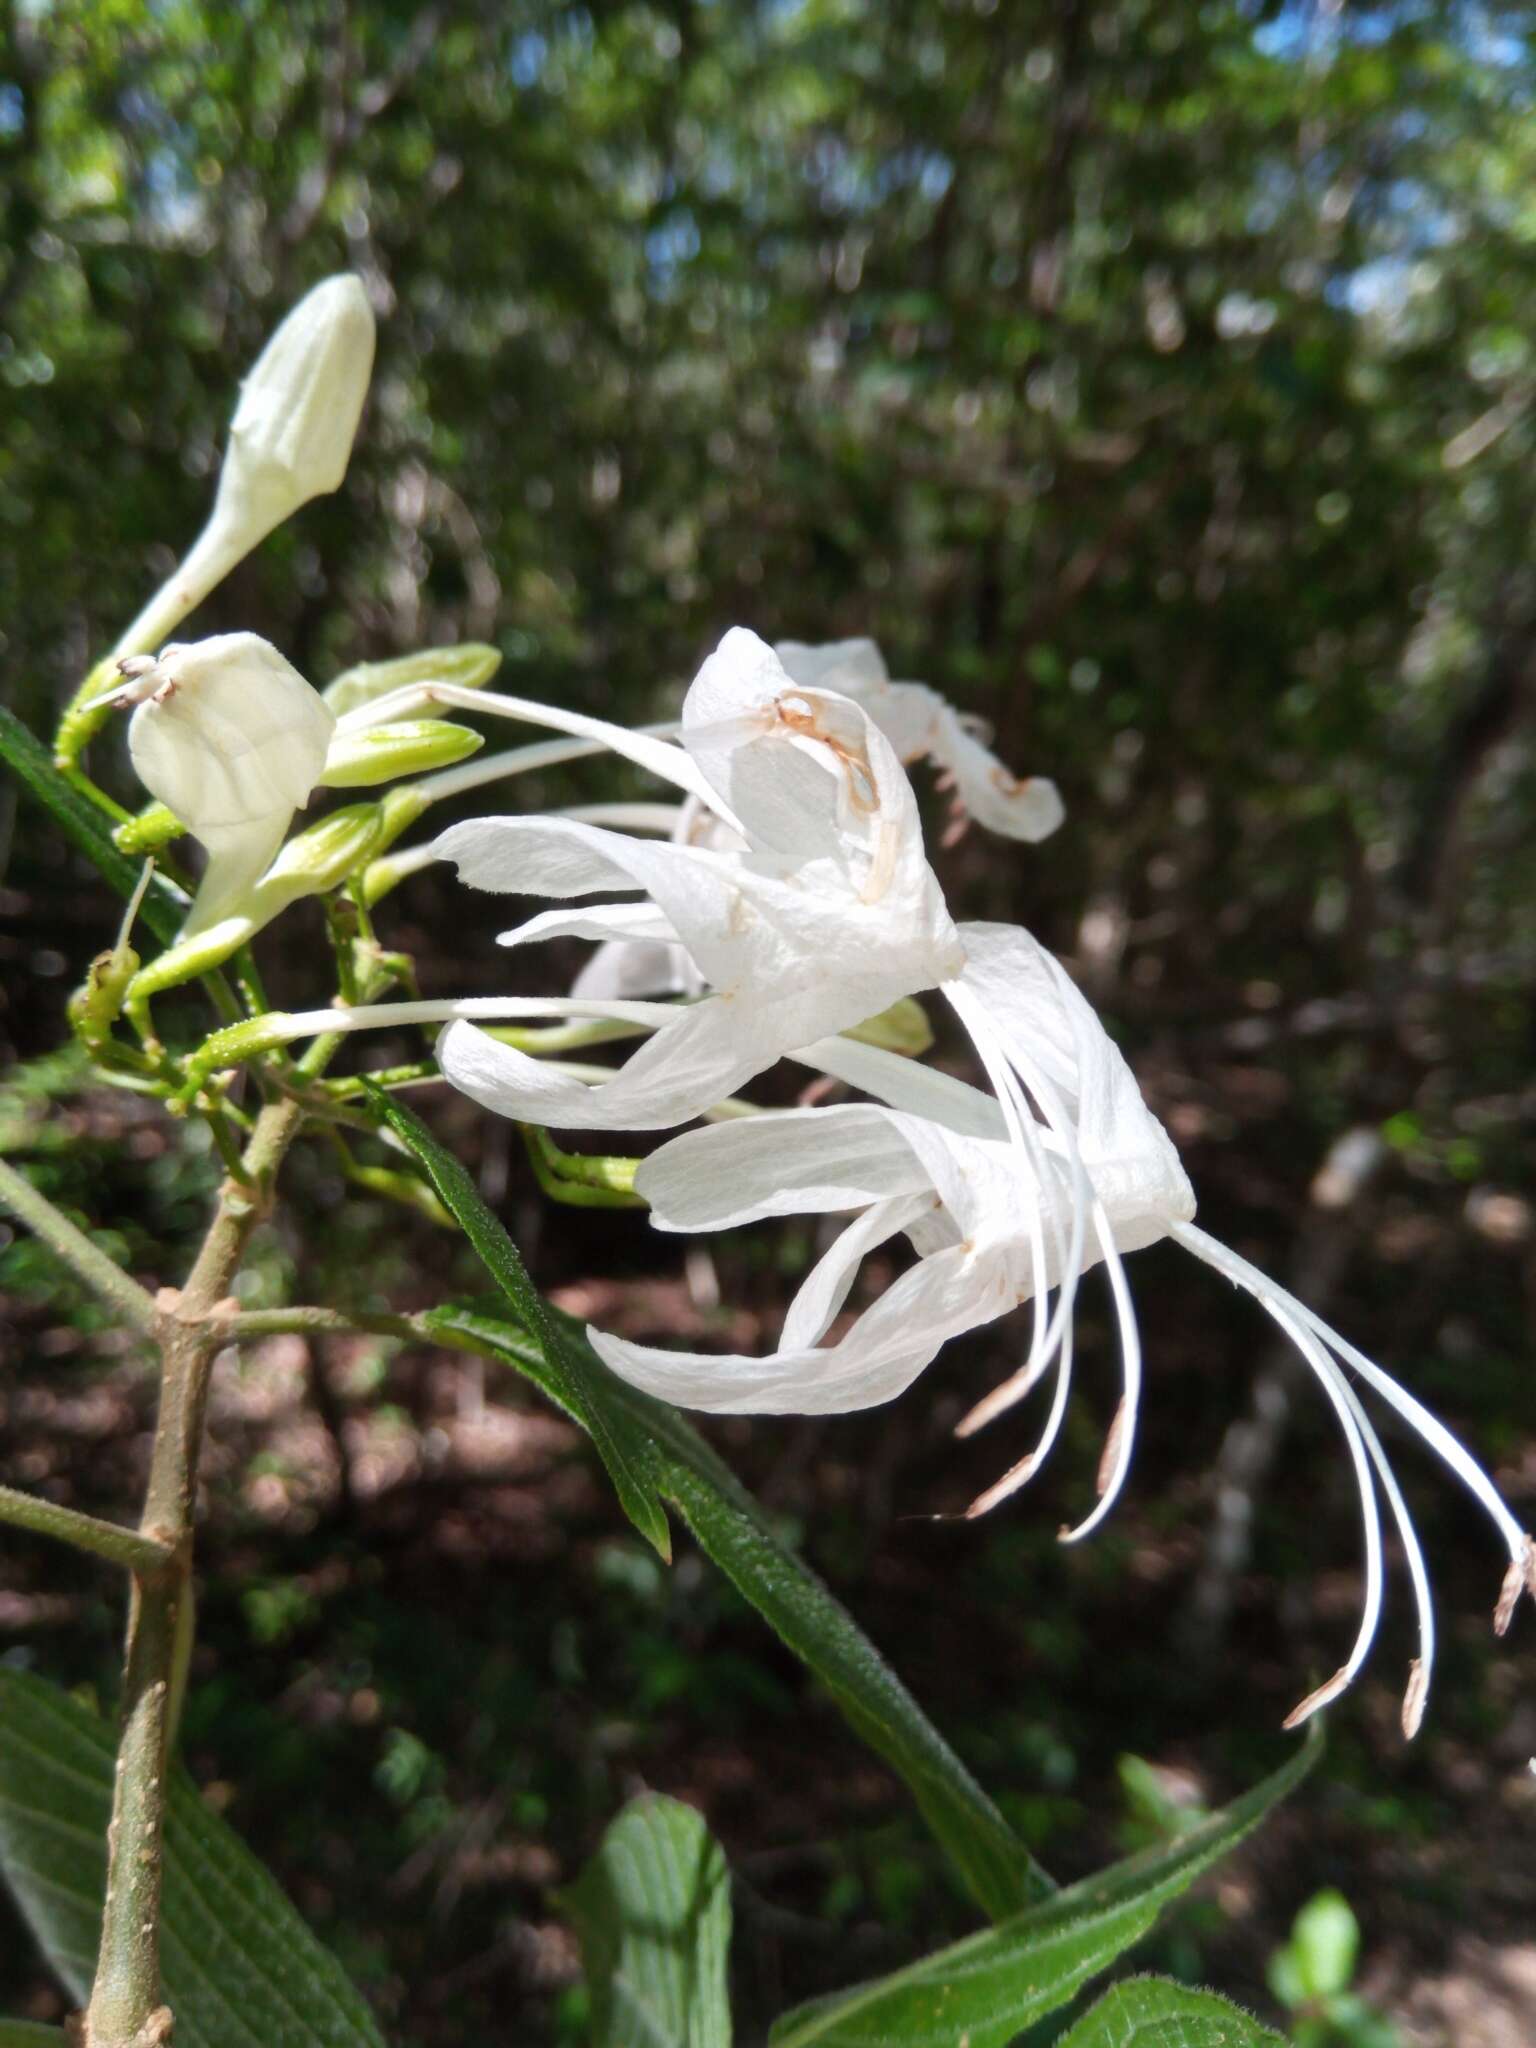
336,684,739,831
1330,1371,1437,1737
402,721,684,810
1258,1297,1387,1725
1172,1220,1532,1581
965,1317,1076,1518
944,981,1055,1381
115,858,161,952
1058,1202,1144,1543
556,803,686,834
960,1033,1094,1436
263,994,684,1047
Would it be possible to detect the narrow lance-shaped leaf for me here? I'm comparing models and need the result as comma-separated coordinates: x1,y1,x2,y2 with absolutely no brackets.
766,1728,1321,2048
565,1794,732,2048
363,1082,672,1557
0,706,182,946
1057,1977,1290,2047
0,1670,384,2048
430,1299,1053,1921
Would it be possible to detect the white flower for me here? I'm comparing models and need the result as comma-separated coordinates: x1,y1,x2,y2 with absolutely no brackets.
114,276,375,659
775,638,1064,843
589,921,1535,1736
118,633,335,934
431,628,966,1131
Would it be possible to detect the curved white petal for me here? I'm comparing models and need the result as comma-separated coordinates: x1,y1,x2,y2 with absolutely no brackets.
775,637,1063,842
572,936,695,1002
637,1104,930,1230
781,1193,936,1351
183,816,291,937
794,1033,1006,1141
590,1239,1010,1415
929,714,1065,843
498,900,682,955
438,981,825,1133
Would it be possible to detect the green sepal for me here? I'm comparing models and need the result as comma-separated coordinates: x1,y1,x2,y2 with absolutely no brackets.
522,1125,644,1207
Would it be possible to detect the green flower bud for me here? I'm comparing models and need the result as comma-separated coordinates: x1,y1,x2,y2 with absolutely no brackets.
68,943,141,1051
262,802,386,899
320,719,485,789
321,643,502,715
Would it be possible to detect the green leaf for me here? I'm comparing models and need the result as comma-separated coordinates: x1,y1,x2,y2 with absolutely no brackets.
767,1729,1321,2047
0,1670,384,2048
432,1299,1052,1922
1058,1977,1290,2047
565,1794,732,2048
1282,1890,1358,2002
0,706,182,946
0,2024,71,2046
365,1083,673,1558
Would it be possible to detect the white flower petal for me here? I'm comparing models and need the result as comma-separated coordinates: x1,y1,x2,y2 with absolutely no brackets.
590,1239,1009,1414
929,714,1065,843
794,1033,1006,1140
438,985,810,1133
498,900,682,954
775,637,1063,841
637,1105,930,1230
572,936,695,1001
183,817,292,937
127,633,333,833
434,814,679,902
781,1194,936,1351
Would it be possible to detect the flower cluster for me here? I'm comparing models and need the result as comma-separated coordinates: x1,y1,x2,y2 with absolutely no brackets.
106,282,1532,1740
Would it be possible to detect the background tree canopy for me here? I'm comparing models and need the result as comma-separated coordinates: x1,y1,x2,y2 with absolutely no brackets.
2,2,1534,2043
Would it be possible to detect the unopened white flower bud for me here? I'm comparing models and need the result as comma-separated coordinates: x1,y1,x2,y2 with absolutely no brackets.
122,632,334,935
213,274,376,541
112,276,376,660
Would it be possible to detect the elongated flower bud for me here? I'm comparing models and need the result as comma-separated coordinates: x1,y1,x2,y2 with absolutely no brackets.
112,277,376,660
214,274,376,539
320,719,484,789
122,632,334,934
261,801,385,896
321,642,502,715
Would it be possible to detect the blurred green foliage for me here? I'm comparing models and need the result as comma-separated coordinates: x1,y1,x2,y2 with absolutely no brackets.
4,1,1536,2042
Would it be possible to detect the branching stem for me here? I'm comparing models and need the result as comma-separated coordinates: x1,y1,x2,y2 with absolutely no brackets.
83,1095,302,2048
0,1156,159,1334
0,1484,174,1575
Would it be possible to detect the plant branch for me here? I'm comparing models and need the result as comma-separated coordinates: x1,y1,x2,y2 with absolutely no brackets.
0,1155,159,1333
83,1095,302,2048
0,1483,175,1575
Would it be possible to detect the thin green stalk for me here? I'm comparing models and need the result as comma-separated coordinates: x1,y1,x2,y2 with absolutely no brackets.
0,1156,159,1334
0,1484,174,1575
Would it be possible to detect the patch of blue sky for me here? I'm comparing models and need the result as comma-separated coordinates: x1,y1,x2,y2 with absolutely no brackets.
508,32,548,88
